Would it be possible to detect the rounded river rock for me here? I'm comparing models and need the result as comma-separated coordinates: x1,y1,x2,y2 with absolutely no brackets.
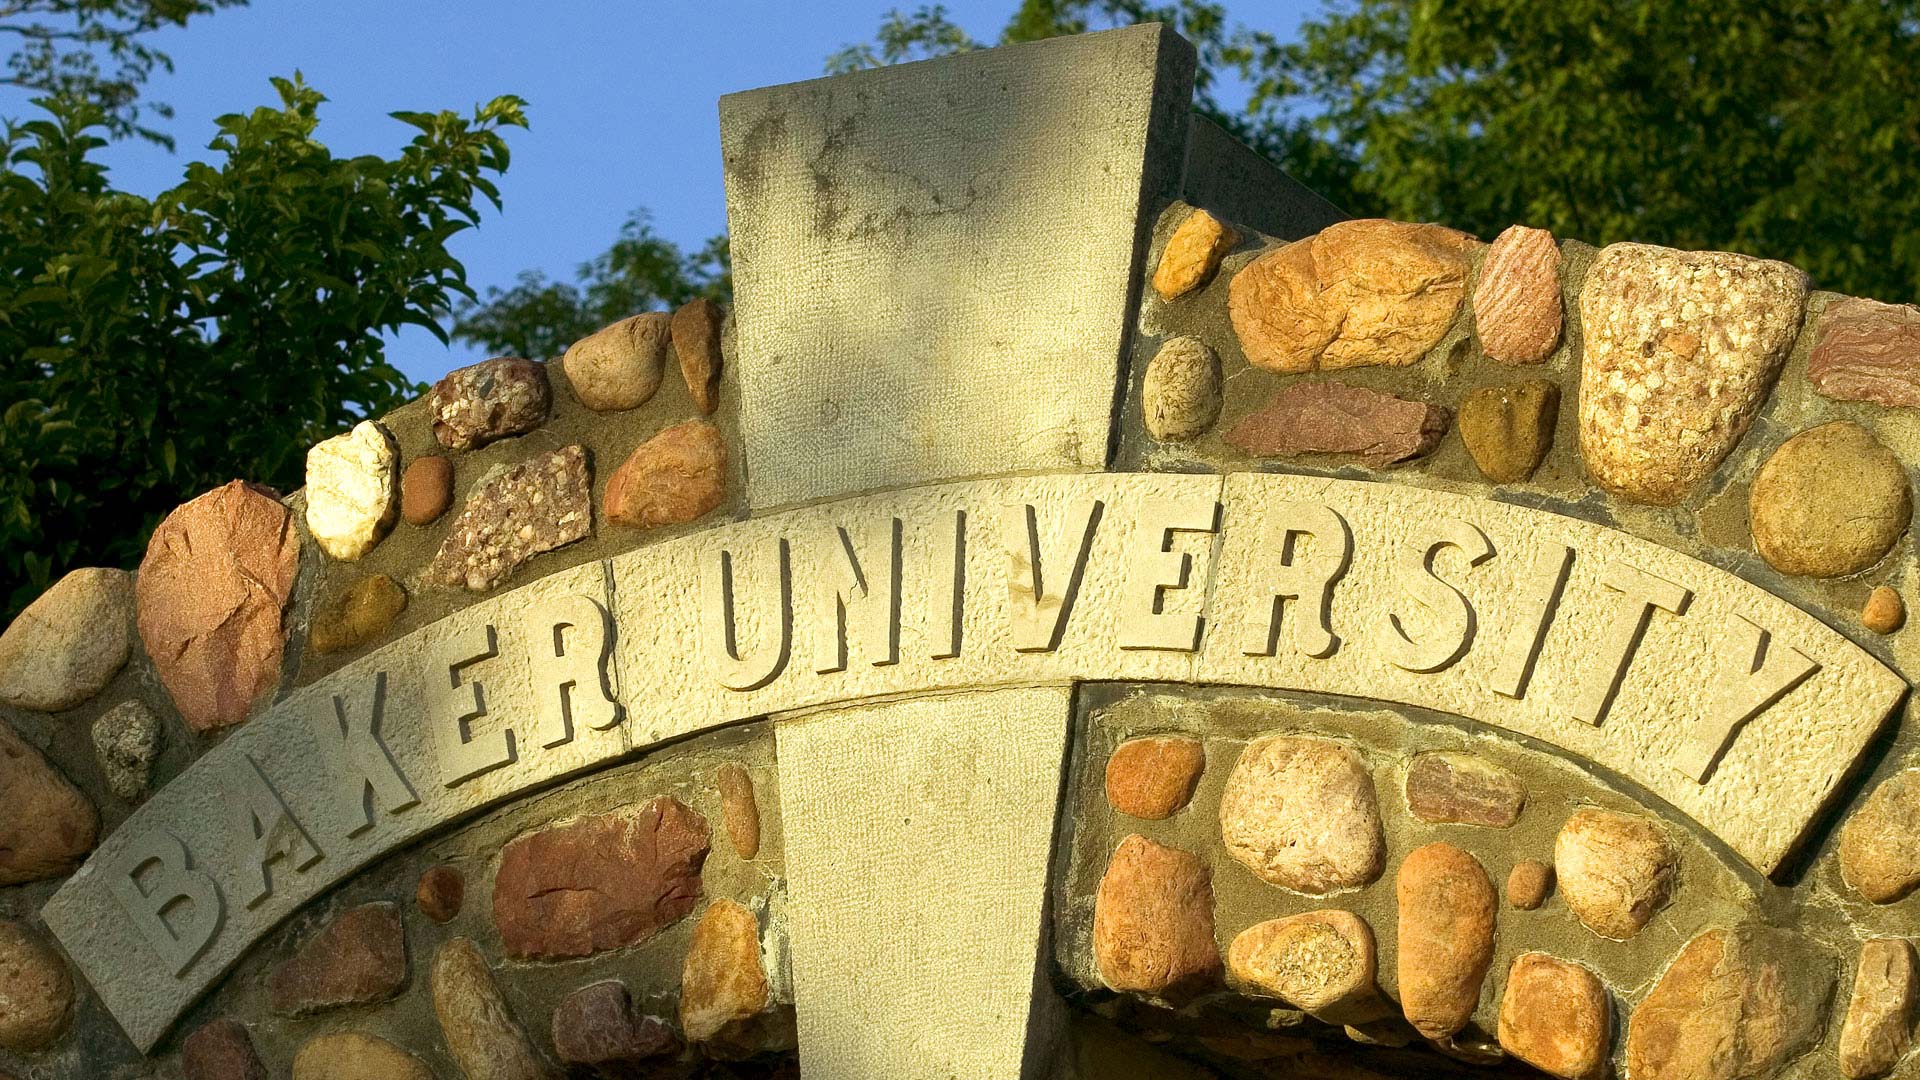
1220,735,1385,894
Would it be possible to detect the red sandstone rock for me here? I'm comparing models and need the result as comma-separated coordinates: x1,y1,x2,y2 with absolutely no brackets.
416,864,464,924
553,980,678,1072
1841,769,1920,903
672,297,725,414
1226,381,1448,467
400,455,453,526
1473,225,1563,364
136,480,299,731
1809,297,1920,407
716,763,761,860
1104,736,1205,820
1092,834,1220,995
493,796,710,960
268,902,407,1016
425,444,592,591
1220,735,1384,894
1396,842,1496,1041
0,721,97,886
1404,751,1526,827
605,419,728,529
182,1018,267,1080
427,356,550,451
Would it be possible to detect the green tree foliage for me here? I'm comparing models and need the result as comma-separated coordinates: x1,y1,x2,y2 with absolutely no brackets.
1,0,249,148
451,210,729,359
838,1,1920,304
0,81,526,615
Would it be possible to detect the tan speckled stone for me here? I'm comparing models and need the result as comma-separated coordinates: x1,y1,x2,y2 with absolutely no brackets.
1226,910,1376,1020
291,1032,432,1080
1473,225,1563,364
1555,809,1675,939
431,937,549,1080
0,567,133,712
1750,422,1910,578
0,921,72,1050
1626,927,1831,1080
564,312,670,413
1152,208,1238,300
1578,244,1808,504
1840,938,1915,1079
1220,735,1385,894
1141,337,1221,441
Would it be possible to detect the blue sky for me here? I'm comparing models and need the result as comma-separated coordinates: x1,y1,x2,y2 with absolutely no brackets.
1,0,1309,386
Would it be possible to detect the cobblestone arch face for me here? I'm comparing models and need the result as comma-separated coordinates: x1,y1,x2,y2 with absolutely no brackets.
5,21,1920,1080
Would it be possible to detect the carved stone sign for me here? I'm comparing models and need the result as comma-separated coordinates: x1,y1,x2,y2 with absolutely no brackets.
42,472,1904,1050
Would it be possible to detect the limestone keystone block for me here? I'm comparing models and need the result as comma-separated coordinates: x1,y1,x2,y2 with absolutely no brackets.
1141,337,1222,441
1626,927,1833,1080
1229,219,1478,373
291,1032,433,1080
0,566,133,712
563,311,670,412
492,796,710,960
1226,910,1378,1021
1473,224,1564,364
1220,735,1385,894
1396,842,1496,1041
605,419,727,530
1093,834,1220,995
1809,296,1920,407
1227,380,1448,467
91,699,162,801
425,445,592,591
1841,769,1920,903
182,1017,267,1080
304,419,400,561
0,721,98,885
136,479,300,732
1459,380,1560,484
431,937,551,1080
715,762,761,860
1554,808,1675,939
267,902,407,1016
1578,243,1808,504
671,297,725,414
1750,421,1910,578
1105,735,1205,820
1152,207,1239,300
679,899,772,1048
553,980,678,1072
0,920,73,1051
1497,953,1609,1080
1840,938,1916,1079
428,356,550,451
1403,750,1526,827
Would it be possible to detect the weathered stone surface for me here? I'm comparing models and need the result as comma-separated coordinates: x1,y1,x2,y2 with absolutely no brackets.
1106,735,1205,820
1750,421,1910,578
1459,380,1559,484
605,420,727,530
1220,735,1385,894
182,1018,266,1080
136,480,299,731
401,455,453,526
428,356,550,451
1226,910,1376,1019
309,574,406,654
672,297,725,414
716,763,761,860
425,445,592,591
1396,842,1496,1041
432,937,551,1080
304,420,399,561
267,902,407,1016
416,864,464,924
291,1033,433,1080
1226,381,1448,467
0,721,97,885
1404,751,1526,827
91,699,162,801
681,899,770,1045
1497,952,1609,1080
1141,337,1222,441
1841,769,1920,903
1153,207,1239,300
552,980,678,1073
1578,244,1809,505
0,920,72,1050
1093,834,1219,994
1555,808,1675,939
1507,859,1553,910
1809,297,1920,407
563,312,670,412
1626,927,1832,1080
1473,225,1564,364
0,566,133,712
1229,219,1477,372
1840,938,1915,1079
492,796,710,960
1864,587,1906,635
